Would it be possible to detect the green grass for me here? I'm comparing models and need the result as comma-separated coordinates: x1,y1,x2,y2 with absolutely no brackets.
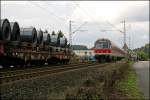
116,61,145,99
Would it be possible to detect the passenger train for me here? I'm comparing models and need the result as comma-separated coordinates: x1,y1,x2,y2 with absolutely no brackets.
93,38,125,62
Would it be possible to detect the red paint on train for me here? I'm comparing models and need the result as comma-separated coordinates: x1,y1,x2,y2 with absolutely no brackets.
94,49,112,53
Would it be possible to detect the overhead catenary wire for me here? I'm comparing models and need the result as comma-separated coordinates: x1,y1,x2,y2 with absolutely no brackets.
72,22,87,34
73,1,105,32
72,2,129,50
29,1,66,22
28,1,69,33
106,21,123,33
42,2,72,23
73,1,126,36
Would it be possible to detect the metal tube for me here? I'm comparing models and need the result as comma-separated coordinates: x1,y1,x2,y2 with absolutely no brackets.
37,30,43,45
20,27,37,44
60,36,67,47
43,32,50,45
10,22,20,41
0,19,11,41
51,34,59,46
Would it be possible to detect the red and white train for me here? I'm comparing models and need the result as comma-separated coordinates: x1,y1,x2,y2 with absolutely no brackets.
93,38,125,62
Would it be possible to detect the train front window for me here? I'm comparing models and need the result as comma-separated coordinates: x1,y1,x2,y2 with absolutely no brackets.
95,41,111,49
103,42,108,48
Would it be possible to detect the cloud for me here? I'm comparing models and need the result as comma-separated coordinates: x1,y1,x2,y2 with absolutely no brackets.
117,3,149,22
1,1,149,49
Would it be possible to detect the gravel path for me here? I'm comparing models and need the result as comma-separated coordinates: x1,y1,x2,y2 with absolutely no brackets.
133,61,149,99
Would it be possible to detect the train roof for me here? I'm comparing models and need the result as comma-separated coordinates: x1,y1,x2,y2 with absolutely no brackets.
95,38,111,43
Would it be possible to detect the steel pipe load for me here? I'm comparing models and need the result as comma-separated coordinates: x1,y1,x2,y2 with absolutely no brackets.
43,32,50,45
10,22,20,41
37,30,43,45
20,27,37,44
0,19,11,41
51,34,59,46
60,36,67,47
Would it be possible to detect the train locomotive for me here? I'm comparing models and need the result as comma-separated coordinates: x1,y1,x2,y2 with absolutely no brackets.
0,18,71,68
93,38,125,62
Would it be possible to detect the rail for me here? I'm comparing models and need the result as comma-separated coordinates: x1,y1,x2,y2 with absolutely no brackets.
0,63,108,85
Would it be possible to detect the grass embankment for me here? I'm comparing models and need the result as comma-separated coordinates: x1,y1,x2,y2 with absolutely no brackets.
65,61,145,100
65,61,128,99
116,61,145,99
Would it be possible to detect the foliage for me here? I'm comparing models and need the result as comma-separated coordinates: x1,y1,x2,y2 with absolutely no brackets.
65,79,104,100
52,30,56,35
65,61,131,99
137,51,148,60
133,43,149,60
44,29,48,33
116,62,145,99
57,30,64,38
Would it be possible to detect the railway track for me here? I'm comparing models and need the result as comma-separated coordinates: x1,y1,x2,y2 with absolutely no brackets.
0,63,108,84
0,62,90,77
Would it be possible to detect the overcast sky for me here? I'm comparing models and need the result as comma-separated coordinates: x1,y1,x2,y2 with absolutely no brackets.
1,1,149,49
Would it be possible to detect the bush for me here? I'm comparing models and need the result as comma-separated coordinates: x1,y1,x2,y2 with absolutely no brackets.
65,61,129,100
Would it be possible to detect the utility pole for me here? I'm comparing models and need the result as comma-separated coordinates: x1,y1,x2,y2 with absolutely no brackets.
129,36,131,50
121,20,128,60
122,20,127,50
69,20,73,50
101,20,129,59
123,20,126,46
102,20,128,51
69,20,87,50
69,20,72,48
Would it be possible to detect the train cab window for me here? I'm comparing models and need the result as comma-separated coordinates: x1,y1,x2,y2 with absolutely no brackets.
103,42,109,48
95,41,111,49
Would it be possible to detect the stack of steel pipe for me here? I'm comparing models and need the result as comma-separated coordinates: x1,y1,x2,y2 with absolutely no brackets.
20,27,37,44
0,19,11,41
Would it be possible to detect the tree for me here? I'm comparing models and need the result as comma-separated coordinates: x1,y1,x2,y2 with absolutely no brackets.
137,51,148,60
133,43,149,60
45,29,48,33
57,30,64,38
52,30,56,35
39,29,43,33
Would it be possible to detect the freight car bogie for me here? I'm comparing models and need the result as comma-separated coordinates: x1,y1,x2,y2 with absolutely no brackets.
59,59,70,64
47,56,70,65
0,55,25,68
0,44,71,68
25,59,45,66
0,55,70,68
47,57,59,64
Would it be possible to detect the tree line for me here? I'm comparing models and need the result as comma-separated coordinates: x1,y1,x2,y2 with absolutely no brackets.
133,43,149,60
40,29,64,38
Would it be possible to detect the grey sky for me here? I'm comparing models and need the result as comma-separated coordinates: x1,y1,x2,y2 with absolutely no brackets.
1,1,149,49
